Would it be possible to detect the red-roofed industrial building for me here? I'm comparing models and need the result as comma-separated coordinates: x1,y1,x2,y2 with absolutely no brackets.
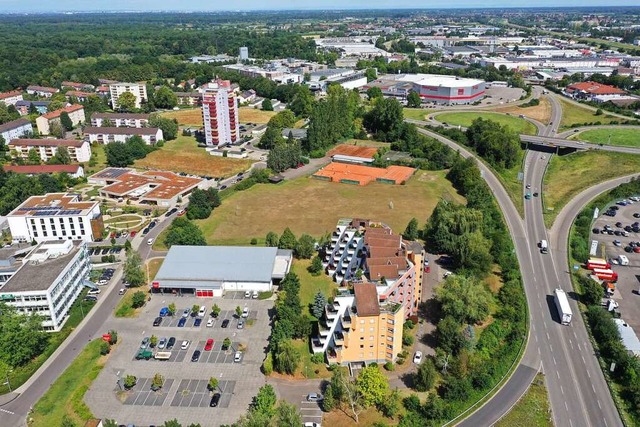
565,81,627,101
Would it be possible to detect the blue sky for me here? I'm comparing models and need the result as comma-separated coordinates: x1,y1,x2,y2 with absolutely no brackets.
0,0,637,12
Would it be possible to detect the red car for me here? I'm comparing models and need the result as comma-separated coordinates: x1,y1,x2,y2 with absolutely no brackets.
177,209,186,217
130,230,137,237
204,338,214,351
634,247,640,254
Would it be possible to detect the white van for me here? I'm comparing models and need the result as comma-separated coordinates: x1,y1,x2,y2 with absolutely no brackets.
242,307,249,318
618,255,630,266
539,240,548,254
147,238,153,245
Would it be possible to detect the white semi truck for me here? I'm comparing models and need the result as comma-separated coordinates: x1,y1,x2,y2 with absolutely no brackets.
554,288,572,325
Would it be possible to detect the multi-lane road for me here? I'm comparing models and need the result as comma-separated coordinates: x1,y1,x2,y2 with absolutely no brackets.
419,90,626,426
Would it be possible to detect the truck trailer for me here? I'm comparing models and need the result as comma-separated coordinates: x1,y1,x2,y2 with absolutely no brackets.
592,268,618,282
554,288,573,325
154,351,172,360
587,257,611,270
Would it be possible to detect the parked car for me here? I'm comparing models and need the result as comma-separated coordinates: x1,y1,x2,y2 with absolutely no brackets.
210,393,221,407
244,291,251,298
147,238,154,245
242,307,249,318
237,320,244,329
157,337,167,349
221,319,230,328
194,318,202,327
614,240,622,247
181,340,190,350
252,290,258,299
413,351,423,364
191,350,201,362
153,317,162,327
205,339,214,351
198,306,207,317
307,393,323,402
234,351,242,363
207,318,215,327
178,317,187,327
177,209,186,217
140,337,150,349
167,337,176,350
159,307,169,317
182,308,191,318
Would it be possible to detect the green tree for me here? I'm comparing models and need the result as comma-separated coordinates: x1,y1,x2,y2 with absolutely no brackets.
117,91,137,112
259,125,284,150
153,86,178,109
124,250,146,287
150,114,178,141
262,98,274,111
278,227,297,250
164,217,206,248
436,275,493,324
252,384,277,417
366,86,383,100
414,358,437,392
150,335,158,347
356,365,389,407
162,419,181,427
311,291,327,319
131,291,146,308
235,306,242,318
168,303,177,315
124,374,137,389
50,146,71,165
99,340,110,355
60,415,77,427
208,376,219,391
275,400,303,426
187,188,215,219
581,275,604,306
406,90,421,108
363,97,404,141
223,337,232,350
379,389,401,418
265,231,279,247
365,68,378,82
308,255,323,276
288,85,315,118
0,302,48,367
211,304,221,317
274,339,300,374
402,217,419,240
60,111,74,131
26,148,41,165
294,234,315,259
437,315,465,355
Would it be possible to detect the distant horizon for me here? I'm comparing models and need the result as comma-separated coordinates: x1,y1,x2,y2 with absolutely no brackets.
0,1,639,13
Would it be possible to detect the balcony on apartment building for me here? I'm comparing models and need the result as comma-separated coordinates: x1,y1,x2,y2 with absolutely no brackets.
327,346,338,363
333,331,345,346
325,303,339,322
341,311,352,328
319,319,332,337
312,338,324,353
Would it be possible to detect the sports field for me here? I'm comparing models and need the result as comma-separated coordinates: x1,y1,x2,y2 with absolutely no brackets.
161,107,276,126
573,127,640,147
435,112,537,135
196,170,465,245
134,135,252,178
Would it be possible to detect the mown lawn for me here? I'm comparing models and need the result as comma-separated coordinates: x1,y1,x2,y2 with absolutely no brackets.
195,171,465,246
574,127,640,148
495,374,553,427
134,135,253,178
114,289,138,318
494,96,552,124
291,259,337,319
543,151,640,226
404,107,439,121
435,112,537,135
290,339,332,379
30,339,106,427
161,107,276,126
558,98,616,129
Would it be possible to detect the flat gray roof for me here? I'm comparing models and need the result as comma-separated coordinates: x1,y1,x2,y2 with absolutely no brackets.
155,246,284,284
0,241,83,293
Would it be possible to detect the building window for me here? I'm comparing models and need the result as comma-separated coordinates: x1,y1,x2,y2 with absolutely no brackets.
360,320,365,324
360,345,364,349
369,319,375,324
369,327,374,332
370,336,374,340
360,328,364,333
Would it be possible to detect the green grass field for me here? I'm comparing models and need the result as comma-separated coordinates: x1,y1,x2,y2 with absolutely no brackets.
434,112,537,135
574,128,640,148
558,98,616,130
31,339,105,427
195,171,465,246
291,259,337,319
544,151,640,226
404,108,439,121
495,374,553,427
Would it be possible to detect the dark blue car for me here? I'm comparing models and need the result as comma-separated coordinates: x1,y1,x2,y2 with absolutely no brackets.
194,318,202,327
178,317,187,327
159,307,169,317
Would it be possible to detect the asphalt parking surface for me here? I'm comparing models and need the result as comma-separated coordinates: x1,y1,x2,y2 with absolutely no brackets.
169,379,235,408
122,378,175,406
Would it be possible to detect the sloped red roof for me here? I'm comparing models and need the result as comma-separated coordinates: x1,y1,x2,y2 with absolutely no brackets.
4,164,82,174
566,81,626,95
41,104,84,120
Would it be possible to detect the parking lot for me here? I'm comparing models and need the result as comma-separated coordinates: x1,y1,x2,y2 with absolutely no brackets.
85,292,274,426
591,199,640,332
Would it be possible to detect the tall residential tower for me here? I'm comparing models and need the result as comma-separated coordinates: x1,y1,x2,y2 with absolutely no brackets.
201,80,239,147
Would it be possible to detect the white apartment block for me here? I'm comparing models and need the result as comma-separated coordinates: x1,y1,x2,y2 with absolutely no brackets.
201,80,239,147
0,90,23,106
8,138,92,163
109,82,148,109
8,193,104,244
0,240,91,331
90,112,150,128
83,126,163,145
0,119,33,142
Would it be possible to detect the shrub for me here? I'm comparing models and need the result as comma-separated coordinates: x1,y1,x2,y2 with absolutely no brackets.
262,352,273,375
123,375,137,389
250,238,258,245
310,353,325,364
384,361,395,371
99,341,110,355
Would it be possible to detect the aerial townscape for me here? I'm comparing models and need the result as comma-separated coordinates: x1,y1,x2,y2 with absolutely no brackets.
2,3,640,427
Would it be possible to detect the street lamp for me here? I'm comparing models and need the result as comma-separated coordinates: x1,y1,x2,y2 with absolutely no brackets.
4,369,13,392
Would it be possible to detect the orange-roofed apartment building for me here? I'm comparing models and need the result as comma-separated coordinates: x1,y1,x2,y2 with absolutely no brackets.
564,81,627,102
36,104,85,135
201,80,239,148
88,168,202,207
8,138,91,163
313,218,425,365
0,90,23,106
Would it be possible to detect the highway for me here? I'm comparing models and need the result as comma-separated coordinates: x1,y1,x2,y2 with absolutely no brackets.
417,90,625,426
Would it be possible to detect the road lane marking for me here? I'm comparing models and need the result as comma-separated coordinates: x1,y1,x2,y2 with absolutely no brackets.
569,339,573,349
0,408,15,415
581,355,586,364
546,332,550,340
556,371,560,379
553,356,557,365
560,385,564,395
549,344,553,352
565,401,569,411
598,400,602,409
592,384,596,393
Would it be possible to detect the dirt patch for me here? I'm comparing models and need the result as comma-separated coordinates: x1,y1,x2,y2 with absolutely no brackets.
494,96,552,124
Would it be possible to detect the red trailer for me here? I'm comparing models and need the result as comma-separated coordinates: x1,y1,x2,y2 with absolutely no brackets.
592,268,618,282
587,257,610,270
